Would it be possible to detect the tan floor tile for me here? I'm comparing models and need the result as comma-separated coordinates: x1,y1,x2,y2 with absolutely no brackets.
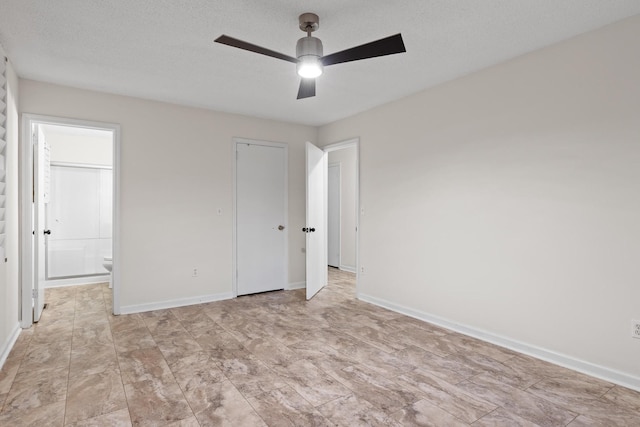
393,345,477,384
108,313,147,334
112,326,157,353
65,370,127,424
395,368,496,423
169,352,225,396
220,354,288,397
0,363,19,395
186,379,266,426
458,374,578,426
2,366,68,413
390,399,468,427
18,340,71,372
527,374,614,412
163,416,201,427
124,378,194,427
117,347,174,385
602,385,640,412
65,407,132,426
325,364,419,414
153,333,203,365
0,400,65,427
317,393,402,427
473,407,542,426
69,343,120,377
271,359,352,407
72,323,114,348
247,385,331,426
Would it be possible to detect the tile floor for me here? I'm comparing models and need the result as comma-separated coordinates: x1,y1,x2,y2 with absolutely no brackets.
0,268,639,426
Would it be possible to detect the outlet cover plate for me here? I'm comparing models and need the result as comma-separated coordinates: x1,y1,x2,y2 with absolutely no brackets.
632,320,640,339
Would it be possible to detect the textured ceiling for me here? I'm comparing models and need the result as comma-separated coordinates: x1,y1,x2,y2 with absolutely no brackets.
1,1,639,126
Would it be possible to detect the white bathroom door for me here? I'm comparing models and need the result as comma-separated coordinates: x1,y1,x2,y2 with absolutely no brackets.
327,164,340,268
305,142,327,300
33,125,49,322
236,141,287,295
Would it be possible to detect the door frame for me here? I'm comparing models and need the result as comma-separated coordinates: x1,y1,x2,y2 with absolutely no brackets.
322,138,360,296
327,162,341,268
231,137,289,297
20,114,122,327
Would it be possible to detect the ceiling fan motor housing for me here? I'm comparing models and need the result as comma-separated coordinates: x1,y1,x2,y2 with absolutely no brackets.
296,36,323,77
296,36,323,59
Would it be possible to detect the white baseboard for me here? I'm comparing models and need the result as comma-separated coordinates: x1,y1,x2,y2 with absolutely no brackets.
286,281,306,290
120,292,234,315
0,324,21,370
45,275,110,288
339,265,356,273
358,293,640,392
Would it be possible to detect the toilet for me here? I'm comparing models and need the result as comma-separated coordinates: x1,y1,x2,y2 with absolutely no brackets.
103,256,113,288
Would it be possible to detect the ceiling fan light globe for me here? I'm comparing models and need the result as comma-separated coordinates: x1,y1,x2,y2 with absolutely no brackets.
297,58,323,78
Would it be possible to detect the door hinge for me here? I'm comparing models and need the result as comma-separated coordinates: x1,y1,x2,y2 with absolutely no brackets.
32,289,38,299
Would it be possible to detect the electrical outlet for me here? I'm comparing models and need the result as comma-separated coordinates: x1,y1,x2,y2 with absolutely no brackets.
192,268,198,277
632,320,640,339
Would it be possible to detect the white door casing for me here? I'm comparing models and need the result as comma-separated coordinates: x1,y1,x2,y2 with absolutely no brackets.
322,138,360,293
33,125,49,322
305,141,327,300
235,140,287,296
328,163,340,268
21,114,121,327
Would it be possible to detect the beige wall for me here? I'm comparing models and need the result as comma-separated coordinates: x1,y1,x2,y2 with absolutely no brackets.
0,56,21,365
319,15,640,382
19,80,316,311
328,147,357,271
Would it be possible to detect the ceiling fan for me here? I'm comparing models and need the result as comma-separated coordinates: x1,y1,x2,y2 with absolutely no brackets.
214,13,406,99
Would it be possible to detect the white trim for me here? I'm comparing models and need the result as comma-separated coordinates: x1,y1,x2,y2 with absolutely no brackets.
45,275,110,288
20,114,121,327
328,162,341,268
322,138,360,296
358,292,640,392
286,281,306,290
0,323,21,369
120,292,234,315
50,161,112,170
232,137,289,298
339,265,357,273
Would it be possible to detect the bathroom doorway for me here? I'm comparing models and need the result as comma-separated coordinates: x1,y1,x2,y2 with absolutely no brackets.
40,124,113,287
21,114,121,327
326,143,358,274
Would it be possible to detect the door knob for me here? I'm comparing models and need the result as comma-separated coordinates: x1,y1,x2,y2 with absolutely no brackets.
278,225,285,230
44,230,51,235
301,227,316,233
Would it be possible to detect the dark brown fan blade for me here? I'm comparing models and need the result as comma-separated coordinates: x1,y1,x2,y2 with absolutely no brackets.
215,35,297,64
297,78,316,99
321,33,405,66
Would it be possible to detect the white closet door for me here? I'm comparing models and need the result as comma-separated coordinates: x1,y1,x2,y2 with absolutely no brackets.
236,142,287,295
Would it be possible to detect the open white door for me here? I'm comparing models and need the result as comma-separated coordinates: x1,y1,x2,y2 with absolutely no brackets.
33,125,49,322
305,142,327,300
